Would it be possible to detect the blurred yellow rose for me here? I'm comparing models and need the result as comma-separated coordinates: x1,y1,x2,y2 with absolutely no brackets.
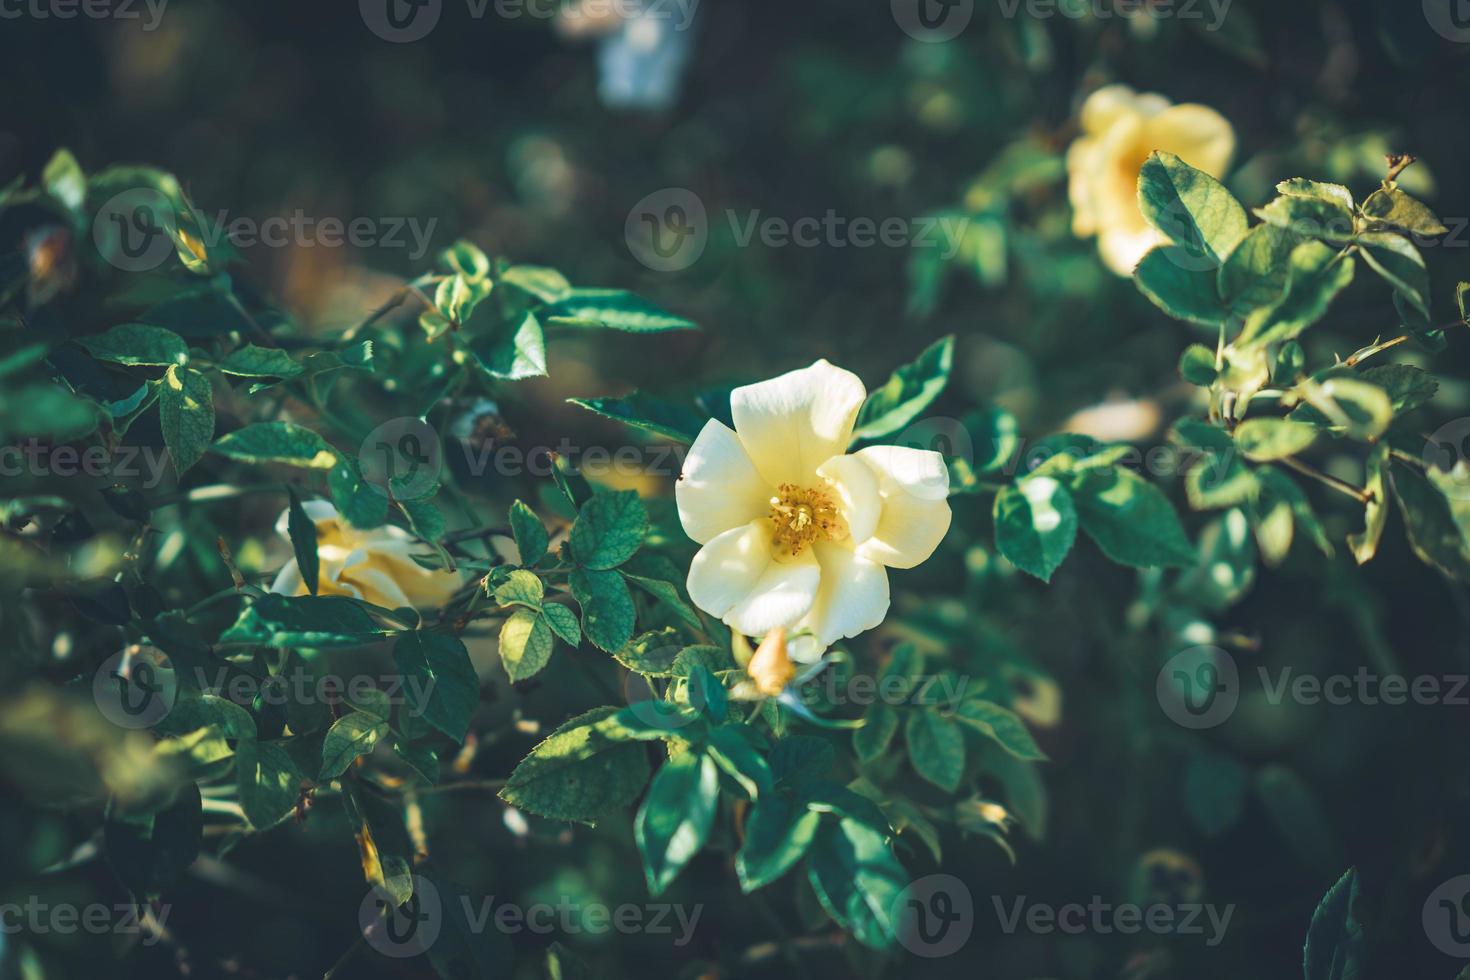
269,501,463,610
1067,85,1236,275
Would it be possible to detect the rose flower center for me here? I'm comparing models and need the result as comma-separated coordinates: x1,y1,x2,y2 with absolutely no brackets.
768,483,843,556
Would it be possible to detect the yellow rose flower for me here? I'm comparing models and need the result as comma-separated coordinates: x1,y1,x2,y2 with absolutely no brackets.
1067,84,1236,275
269,501,463,609
676,360,952,656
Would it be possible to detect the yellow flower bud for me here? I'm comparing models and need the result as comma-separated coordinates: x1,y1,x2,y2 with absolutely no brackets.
747,627,795,697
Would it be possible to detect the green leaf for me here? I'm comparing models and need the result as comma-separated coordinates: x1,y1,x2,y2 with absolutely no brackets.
635,750,719,895
1348,445,1389,565
500,264,571,303
1134,247,1225,326
1178,344,1218,386
1237,241,1355,348
1358,364,1437,414
1390,464,1470,581
235,740,301,831
394,632,480,743
1233,418,1318,461
499,706,653,824
1277,178,1355,212
160,365,214,475
499,608,556,682
328,458,389,529
993,477,1078,582
1356,232,1431,319
217,345,304,379
320,711,389,780
493,569,545,609
570,568,637,653
286,488,320,595
1294,378,1394,441
1065,465,1195,568
955,700,1047,760
623,572,703,633
43,148,86,212
706,726,775,799
1138,151,1249,265
905,711,966,792
568,394,703,445
0,383,99,441
736,797,821,893
508,499,549,565
614,628,683,676
1360,184,1448,236
570,490,647,570
1303,868,1366,980
1254,195,1355,242
806,817,908,950
220,594,391,647
854,703,900,762
851,336,955,442
79,324,189,367
441,240,491,280
542,289,697,332
471,311,547,380
211,422,339,469
1217,223,1297,318
542,603,582,648
397,497,444,541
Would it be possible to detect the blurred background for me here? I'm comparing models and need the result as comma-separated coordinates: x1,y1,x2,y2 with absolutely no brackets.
4,0,1470,977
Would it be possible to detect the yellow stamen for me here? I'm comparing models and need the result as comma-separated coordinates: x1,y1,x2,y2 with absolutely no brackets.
768,483,843,557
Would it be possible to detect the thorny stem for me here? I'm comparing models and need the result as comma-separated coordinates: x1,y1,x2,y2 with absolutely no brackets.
1281,455,1374,505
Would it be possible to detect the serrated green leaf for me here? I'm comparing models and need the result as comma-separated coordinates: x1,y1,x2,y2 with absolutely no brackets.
806,817,907,950
160,365,214,475
235,741,301,831
1138,151,1249,265
220,594,391,647
1134,247,1225,325
501,707,652,824
905,711,966,792
286,488,319,595
217,345,303,379
499,607,555,682
852,336,955,442
993,477,1078,582
80,324,189,367
394,632,480,743
955,700,1047,760
320,711,388,780
1233,418,1318,461
508,499,548,565
570,568,636,653
736,797,821,893
1064,465,1195,568
1237,241,1355,348
211,422,339,469
542,289,696,332
570,490,647,570
635,750,719,895
568,394,703,445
